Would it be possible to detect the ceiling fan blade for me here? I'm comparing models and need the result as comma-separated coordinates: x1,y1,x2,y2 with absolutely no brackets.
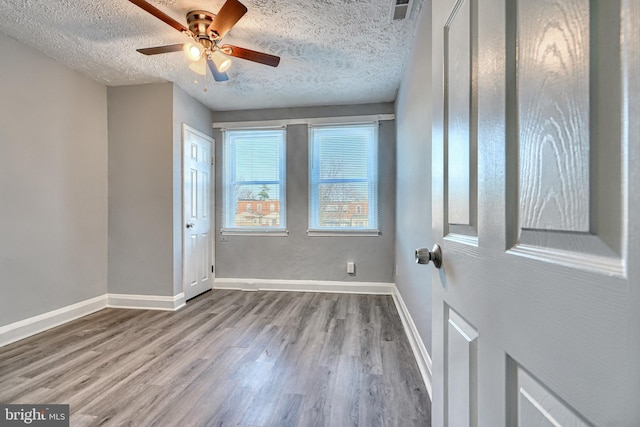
129,0,189,33
221,45,280,67
206,0,247,39
136,44,185,55
207,58,230,82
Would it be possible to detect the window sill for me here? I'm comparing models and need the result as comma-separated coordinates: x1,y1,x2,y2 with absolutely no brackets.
307,229,380,237
221,229,289,237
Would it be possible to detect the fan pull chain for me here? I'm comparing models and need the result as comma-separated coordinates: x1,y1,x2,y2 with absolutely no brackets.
191,59,201,85
203,59,209,93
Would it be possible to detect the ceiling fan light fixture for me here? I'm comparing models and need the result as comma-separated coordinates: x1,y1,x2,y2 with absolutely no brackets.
184,42,204,61
130,0,281,82
211,50,232,72
189,59,207,75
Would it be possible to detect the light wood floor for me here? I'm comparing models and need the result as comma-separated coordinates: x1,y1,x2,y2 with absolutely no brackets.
0,290,431,426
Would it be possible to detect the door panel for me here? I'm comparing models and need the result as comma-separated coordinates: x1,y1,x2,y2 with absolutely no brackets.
446,306,478,427
185,233,197,288
431,0,639,425
199,231,209,282
446,0,471,227
512,0,623,270
445,0,478,238
190,169,198,217
514,366,589,427
518,0,590,233
183,125,214,301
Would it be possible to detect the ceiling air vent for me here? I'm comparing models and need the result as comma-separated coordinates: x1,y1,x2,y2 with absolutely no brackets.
390,0,413,21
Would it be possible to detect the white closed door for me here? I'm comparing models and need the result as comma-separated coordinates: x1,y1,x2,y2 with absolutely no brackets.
429,0,639,426
183,125,214,301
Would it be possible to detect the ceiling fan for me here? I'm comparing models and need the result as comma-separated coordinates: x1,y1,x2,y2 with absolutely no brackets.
129,0,280,82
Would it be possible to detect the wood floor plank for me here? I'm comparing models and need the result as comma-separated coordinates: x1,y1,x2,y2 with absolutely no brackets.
282,332,328,396
318,317,346,368
361,310,384,375
359,373,386,427
145,347,249,427
96,359,213,427
0,351,103,402
268,393,304,427
202,384,257,427
328,354,362,427
296,365,333,427
0,290,430,426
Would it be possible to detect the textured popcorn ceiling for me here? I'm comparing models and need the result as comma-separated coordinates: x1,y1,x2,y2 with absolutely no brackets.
0,0,423,111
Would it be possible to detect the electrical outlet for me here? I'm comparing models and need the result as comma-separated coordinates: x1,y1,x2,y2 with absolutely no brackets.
347,261,355,274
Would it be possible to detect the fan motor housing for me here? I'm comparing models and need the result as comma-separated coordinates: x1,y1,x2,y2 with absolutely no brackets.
186,10,215,40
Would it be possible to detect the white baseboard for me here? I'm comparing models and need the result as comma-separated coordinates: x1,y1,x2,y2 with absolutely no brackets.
0,295,107,347
214,278,395,295
0,291,187,348
107,292,186,311
392,286,433,399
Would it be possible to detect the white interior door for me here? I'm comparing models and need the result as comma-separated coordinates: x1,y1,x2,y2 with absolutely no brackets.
183,124,214,301
429,0,640,425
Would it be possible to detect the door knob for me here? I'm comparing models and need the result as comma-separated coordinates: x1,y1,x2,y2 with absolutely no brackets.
186,223,195,228
415,244,442,268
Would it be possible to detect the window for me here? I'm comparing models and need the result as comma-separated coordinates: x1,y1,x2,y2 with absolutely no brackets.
223,128,286,233
309,123,378,234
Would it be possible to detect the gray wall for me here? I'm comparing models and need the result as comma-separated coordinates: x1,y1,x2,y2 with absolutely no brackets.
0,33,108,325
107,83,175,296
394,3,433,353
107,83,215,298
213,104,396,283
172,85,215,295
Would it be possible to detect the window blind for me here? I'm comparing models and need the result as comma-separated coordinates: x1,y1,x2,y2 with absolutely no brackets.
309,123,379,233
222,128,286,232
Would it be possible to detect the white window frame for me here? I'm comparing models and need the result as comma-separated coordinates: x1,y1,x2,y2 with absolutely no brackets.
308,122,379,236
222,128,287,235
